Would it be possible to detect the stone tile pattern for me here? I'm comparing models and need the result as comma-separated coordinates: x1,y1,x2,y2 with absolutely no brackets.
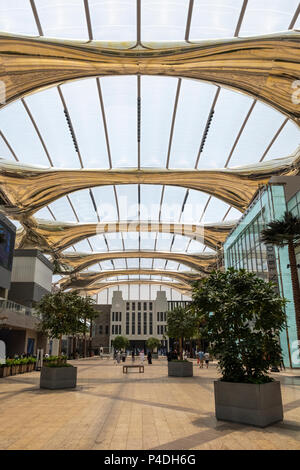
0,358,299,450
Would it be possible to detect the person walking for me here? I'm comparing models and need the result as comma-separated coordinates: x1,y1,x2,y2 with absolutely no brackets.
122,351,126,362
147,351,152,365
139,350,145,364
116,351,121,364
198,350,204,368
131,350,135,362
204,351,210,368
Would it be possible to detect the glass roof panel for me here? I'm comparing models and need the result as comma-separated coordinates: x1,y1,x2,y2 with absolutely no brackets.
116,185,139,220
201,198,233,223
155,233,175,252
140,258,154,269
34,0,88,39
171,235,191,253
68,189,97,222
0,136,15,161
123,232,139,250
0,0,38,35
60,79,110,168
190,0,244,39
160,187,186,222
141,0,190,41
140,233,156,251
105,232,124,251
0,101,50,166
228,102,292,167
111,259,127,269
141,76,178,167
198,88,253,169
126,258,140,268
181,190,209,223
140,185,162,220
25,88,80,168
92,187,119,221
88,235,109,252
263,121,300,161
169,81,217,169
239,0,299,36
100,76,137,167
140,284,150,300
72,239,93,251
89,0,136,41
46,197,77,223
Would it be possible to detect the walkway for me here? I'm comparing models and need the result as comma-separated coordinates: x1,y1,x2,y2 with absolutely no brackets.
0,358,299,450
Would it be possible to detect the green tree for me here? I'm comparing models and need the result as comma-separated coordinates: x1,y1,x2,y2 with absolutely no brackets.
260,211,300,341
191,269,286,383
36,290,98,354
112,335,130,351
166,306,198,360
146,337,161,352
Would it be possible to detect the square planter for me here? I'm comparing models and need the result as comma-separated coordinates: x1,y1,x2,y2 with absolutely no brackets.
0,366,11,377
214,380,283,427
10,365,18,375
168,361,193,377
40,366,77,390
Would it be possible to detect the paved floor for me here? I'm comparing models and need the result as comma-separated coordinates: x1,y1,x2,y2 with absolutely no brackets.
0,358,299,450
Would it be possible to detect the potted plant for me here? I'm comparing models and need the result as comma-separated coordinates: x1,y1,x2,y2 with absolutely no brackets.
36,290,98,389
0,361,11,378
112,336,130,352
40,355,77,389
192,268,286,427
146,337,161,359
166,306,197,377
27,357,36,372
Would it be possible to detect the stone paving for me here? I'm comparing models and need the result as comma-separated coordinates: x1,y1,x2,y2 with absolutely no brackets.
0,357,299,450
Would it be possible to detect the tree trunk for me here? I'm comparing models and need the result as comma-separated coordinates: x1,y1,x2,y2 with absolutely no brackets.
288,241,300,341
179,337,183,360
58,335,62,356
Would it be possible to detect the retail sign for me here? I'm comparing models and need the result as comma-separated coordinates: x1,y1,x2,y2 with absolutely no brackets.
0,340,5,364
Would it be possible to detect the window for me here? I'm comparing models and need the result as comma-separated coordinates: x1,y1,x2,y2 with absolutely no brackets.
126,312,129,335
160,312,163,322
157,311,159,322
112,325,114,335
99,325,103,335
143,302,147,310
143,312,147,335
132,302,136,310
105,325,109,335
132,312,135,334
149,312,153,335
157,325,159,335
138,302,141,310
126,302,130,310
138,312,141,335
112,311,115,321
149,302,153,311
119,312,122,322
164,312,167,322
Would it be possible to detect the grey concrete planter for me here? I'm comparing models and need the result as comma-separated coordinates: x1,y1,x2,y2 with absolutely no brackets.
40,366,77,390
214,380,283,427
168,361,193,377
152,353,158,360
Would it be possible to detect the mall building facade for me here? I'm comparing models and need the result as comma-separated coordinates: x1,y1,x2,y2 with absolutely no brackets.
223,176,300,368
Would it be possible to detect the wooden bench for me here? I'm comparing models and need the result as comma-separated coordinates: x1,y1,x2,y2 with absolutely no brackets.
123,364,144,374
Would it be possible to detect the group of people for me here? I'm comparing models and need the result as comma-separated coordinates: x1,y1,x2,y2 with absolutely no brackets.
114,350,153,365
197,350,210,368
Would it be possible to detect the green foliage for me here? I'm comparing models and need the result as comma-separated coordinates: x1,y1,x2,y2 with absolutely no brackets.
191,268,286,384
3,357,36,366
166,306,198,342
43,355,71,368
112,335,130,351
146,337,161,352
36,290,98,339
260,211,300,246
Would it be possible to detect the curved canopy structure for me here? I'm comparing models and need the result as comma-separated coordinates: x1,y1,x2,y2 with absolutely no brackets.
0,1,299,301
16,218,237,252
0,31,300,125
59,268,201,291
0,148,299,218
57,250,217,274
77,280,192,296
